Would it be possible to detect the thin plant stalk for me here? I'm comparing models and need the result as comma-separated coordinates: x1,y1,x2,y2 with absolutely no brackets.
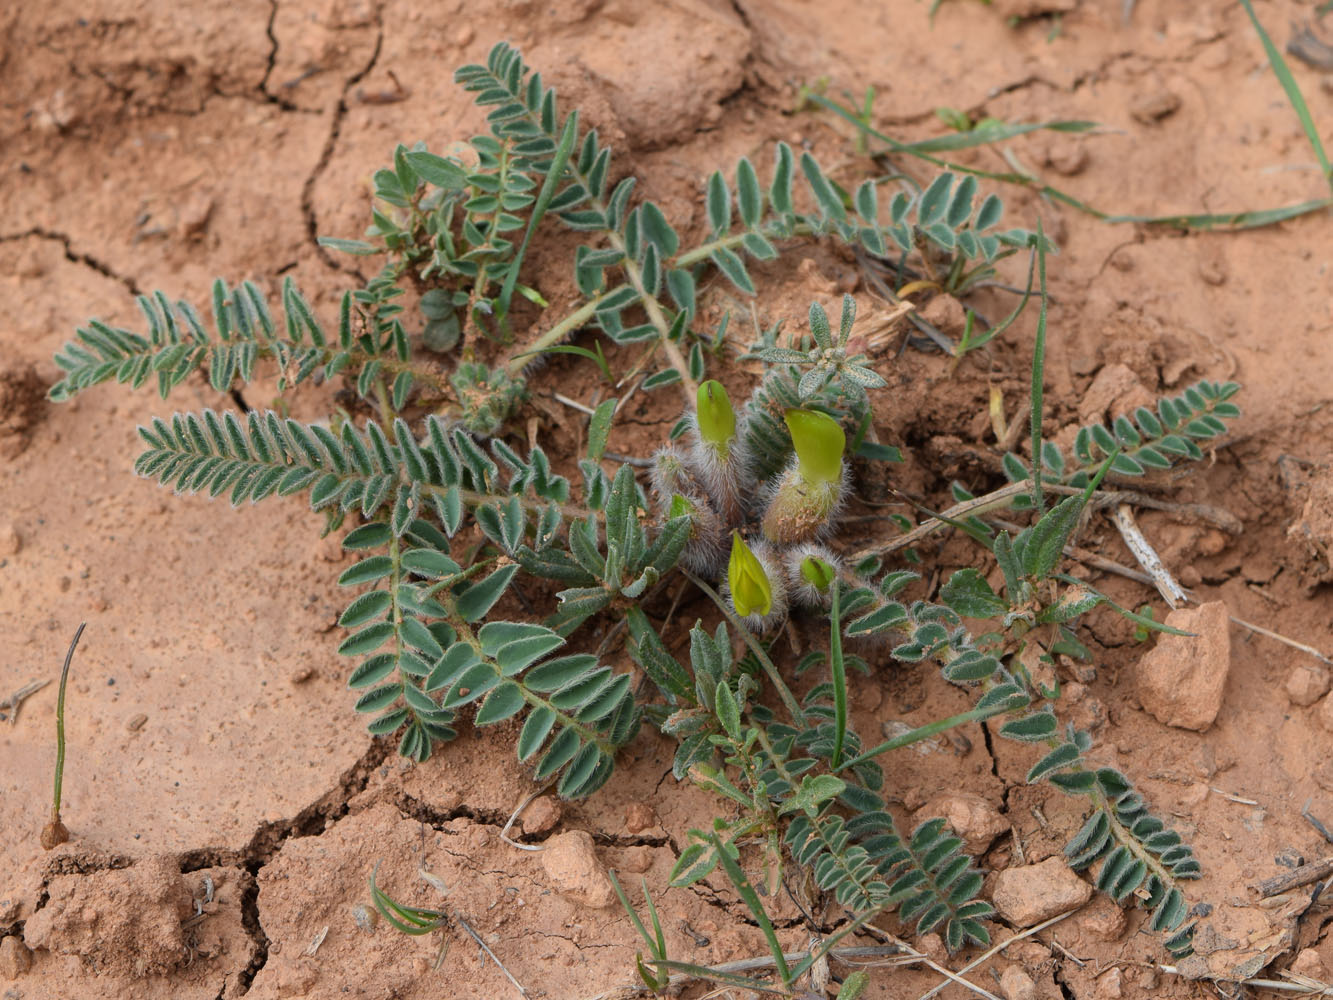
42,621,86,850
829,579,848,769
1028,220,1048,515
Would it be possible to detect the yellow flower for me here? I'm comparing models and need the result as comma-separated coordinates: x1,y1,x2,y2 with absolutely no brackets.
785,409,845,486
696,380,736,455
728,532,772,618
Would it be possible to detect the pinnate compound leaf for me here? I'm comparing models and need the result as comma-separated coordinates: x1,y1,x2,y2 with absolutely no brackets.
456,564,519,622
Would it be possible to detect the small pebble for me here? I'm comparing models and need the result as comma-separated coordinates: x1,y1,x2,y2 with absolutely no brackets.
992,857,1093,927
126,713,148,732
0,935,32,979
0,522,20,557
623,802,655,834
1286,664,1330,707
1045,138,1087,176
1131,89,1182,124
999,966,1036,1000
522,796,561,836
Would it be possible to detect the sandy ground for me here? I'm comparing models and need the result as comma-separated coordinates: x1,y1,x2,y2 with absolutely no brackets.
3,0,1333,997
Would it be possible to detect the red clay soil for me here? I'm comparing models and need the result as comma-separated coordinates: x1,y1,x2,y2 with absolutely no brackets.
3,1,1333,998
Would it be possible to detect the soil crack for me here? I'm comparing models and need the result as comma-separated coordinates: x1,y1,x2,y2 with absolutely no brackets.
301,16,384,274
256,0,305,113
1,228,142,297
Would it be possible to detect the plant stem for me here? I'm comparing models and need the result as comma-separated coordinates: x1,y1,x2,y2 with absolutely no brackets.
1028,222,1048,514
43,622,86,849
52,622,85,818
829,579,847,769
837,702,1009,771
504,290,614,379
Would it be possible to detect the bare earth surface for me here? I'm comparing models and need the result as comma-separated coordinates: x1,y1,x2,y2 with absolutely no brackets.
4,1,1333,997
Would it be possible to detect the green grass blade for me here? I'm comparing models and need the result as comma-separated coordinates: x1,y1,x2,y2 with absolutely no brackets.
1104,199,1333,229
902,119,1096,154
498,111,581,326
1237,0,1332,191
829,580,847,769
812,93,1333,231
1029,221,1048,515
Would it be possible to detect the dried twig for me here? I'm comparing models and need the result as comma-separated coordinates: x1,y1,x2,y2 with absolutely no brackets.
916,906,1083,1000
0,678,49,725
584,945,909,1000
1254,856,1333,899
417,869,530,997
859,925,1002,1000
1303,799,1333,845
1110,503,1188,608
498,784,553,853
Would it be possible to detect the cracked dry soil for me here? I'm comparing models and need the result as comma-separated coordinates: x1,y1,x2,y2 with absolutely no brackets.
5,0,1333,997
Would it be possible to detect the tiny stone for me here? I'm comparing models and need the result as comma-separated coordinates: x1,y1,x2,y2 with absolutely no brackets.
352,904,378,934
1135,601,1231,731
540,831,613,908
289,665,315,685
126,713,148,732
1074,895,1126,942
1178,565,1202,588
1286,665,1330,707
623,802,655,834
992,857,1093,927
0,522,20,557
177,194,214,239
1070,355,1097,376
1292,948,1326,980
1045,138,1087,176
522,796,561,836
0,936,32,980
620,846,653,874
919,294,966,339
999,966,1036,1000
453,25,474,46
1131,89,1182,124
1197,257,1227,286
916,932,946,962
913,792,1008,855
1094,967,1123,999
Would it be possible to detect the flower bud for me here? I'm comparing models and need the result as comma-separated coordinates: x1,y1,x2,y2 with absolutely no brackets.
650,447,725,575
687,381,751,527
723,532,788,632
760,410,848,545
785,543,841,609
695,380,736,456
668,492,726,576
785,408,845,486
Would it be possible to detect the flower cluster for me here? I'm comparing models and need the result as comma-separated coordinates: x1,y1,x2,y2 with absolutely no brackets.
651,380,848,631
